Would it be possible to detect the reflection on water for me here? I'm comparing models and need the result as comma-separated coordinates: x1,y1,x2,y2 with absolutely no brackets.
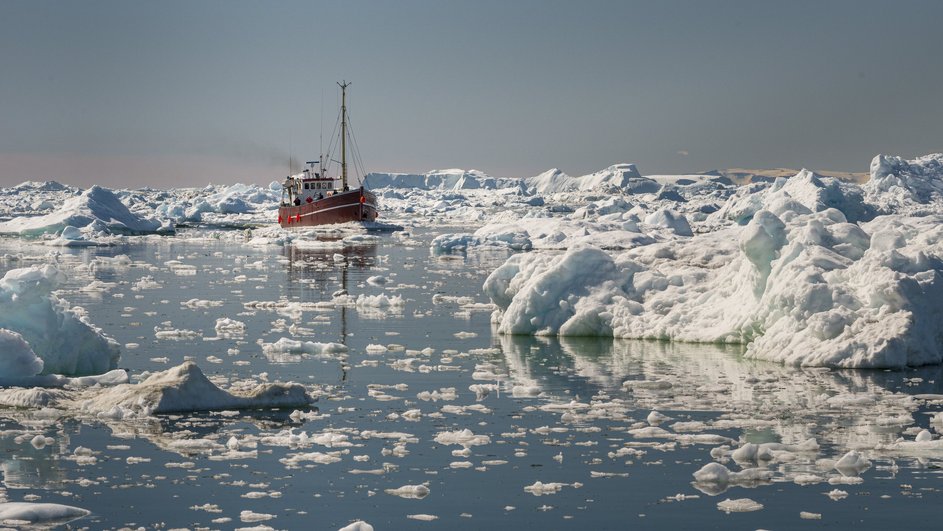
0,421,70,490
1,232,943,529
498,333,932,452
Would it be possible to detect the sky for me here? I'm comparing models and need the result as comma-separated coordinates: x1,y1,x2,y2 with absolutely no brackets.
1,0,942,188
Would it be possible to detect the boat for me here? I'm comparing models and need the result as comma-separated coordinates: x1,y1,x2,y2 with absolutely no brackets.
278,81,379,227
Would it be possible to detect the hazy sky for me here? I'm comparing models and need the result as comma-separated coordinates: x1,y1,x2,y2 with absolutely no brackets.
1,0,942,188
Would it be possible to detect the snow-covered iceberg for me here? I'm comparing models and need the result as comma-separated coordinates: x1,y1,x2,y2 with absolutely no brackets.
485,205,943,368
709,169,874,226
865,153,943,216
525,164,658,195
155,182,280,223
0,185,163,235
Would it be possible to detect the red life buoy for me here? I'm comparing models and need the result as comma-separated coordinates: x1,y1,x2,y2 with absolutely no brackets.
278,215,283,223
296,214,301,222
359,195,366,204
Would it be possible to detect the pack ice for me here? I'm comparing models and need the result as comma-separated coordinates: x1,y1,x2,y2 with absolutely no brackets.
0,264,311,416
484,153,943,368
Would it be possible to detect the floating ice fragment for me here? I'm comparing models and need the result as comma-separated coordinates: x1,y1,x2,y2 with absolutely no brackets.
716,498,763,513
82,361,312,416
826,489,849,500
834,450,870,475
407,514,438,521
384,484,430,499
434,429,491,448
0,502,90,524
338,521,374,531
240,510,275,522
692,462,773,495
646,410,672,425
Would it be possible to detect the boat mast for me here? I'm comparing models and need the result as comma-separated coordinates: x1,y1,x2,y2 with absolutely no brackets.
338,80,350,190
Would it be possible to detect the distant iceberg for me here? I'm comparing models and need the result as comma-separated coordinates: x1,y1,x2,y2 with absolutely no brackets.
365,168,507,191
525,164,659,195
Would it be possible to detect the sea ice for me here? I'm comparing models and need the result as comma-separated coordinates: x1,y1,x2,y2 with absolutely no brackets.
0,265,120,377
81,361,312,416
0,185,164,236
486,206,943,368
0,502,90,524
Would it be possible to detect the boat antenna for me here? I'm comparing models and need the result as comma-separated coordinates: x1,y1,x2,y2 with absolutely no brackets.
338,80,350,190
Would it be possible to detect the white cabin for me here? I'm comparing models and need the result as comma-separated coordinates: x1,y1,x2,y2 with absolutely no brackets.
283,162,339,206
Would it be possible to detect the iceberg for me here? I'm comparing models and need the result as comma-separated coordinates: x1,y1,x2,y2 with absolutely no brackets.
82,361,312,416
865,153,943,215
485,205,943,368
0,265,120,377
0,185,163,235
524,164,658,195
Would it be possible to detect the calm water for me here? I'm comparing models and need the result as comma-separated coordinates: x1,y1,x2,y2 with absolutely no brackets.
1,228,943,529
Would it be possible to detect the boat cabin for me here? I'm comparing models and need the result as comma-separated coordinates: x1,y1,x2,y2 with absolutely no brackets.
283,161,343,206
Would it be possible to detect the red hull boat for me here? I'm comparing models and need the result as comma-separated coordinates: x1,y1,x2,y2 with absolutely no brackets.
278,186,378,227
278,81,379,228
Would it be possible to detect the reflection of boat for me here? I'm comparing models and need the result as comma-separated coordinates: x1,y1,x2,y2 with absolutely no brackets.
281,240,378,346
278,81,378,227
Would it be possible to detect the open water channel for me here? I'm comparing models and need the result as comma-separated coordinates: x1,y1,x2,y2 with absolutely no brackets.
0,227,942,529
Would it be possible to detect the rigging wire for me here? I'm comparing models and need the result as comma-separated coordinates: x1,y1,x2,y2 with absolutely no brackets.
324,107,342,178
347,114,367,186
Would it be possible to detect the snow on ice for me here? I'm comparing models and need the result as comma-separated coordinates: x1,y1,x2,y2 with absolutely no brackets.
481,153,943,368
